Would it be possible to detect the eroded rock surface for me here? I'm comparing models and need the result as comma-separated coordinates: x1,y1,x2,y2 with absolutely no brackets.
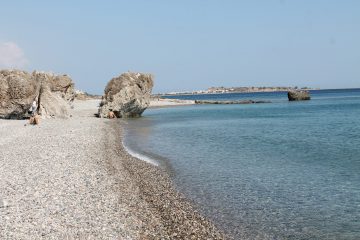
0,70,75,119
288,90,311,101
98,72,153,118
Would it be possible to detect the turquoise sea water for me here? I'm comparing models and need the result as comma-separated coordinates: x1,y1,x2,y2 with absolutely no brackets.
124,89,360,239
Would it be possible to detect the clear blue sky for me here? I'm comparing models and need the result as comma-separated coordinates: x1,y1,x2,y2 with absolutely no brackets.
1,0,359,94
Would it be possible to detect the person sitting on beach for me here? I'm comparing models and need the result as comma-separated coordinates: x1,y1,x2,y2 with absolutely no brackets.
27,99,40,125
29,99,37,116
29,114,40,125
108,110,116,119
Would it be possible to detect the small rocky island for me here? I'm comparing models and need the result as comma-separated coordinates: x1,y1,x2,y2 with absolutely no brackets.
98,72,153,118
287,90,311,101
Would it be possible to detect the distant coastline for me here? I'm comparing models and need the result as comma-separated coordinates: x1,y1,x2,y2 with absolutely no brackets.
156,86,319,96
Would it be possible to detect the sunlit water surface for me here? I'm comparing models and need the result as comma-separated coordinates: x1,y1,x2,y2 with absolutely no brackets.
124,89,360,239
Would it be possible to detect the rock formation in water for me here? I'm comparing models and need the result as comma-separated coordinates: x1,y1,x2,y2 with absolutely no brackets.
287,90,311,101
0,70,75,119
98,72,153,118
195,100,271,104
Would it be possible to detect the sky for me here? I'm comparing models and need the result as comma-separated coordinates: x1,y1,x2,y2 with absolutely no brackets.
0,0,359,94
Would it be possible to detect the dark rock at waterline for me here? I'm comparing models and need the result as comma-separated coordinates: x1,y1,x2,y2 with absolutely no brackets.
287,90,311,101
98,72,153,118
195,100,271,104
0,70,75,119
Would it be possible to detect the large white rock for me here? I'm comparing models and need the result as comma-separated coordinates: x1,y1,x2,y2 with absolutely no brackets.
98,72,154,118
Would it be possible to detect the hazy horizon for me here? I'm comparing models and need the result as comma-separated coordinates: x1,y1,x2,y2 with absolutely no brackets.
1,0,359,94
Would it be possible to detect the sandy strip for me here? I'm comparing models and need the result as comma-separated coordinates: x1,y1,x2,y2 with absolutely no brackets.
0,100,226,239
149,98,195,108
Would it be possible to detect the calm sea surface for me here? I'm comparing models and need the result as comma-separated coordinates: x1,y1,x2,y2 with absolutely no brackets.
124,89,360,239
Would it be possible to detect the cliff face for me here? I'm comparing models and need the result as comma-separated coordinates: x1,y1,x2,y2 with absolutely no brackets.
98,72,153,118
0,70,75,119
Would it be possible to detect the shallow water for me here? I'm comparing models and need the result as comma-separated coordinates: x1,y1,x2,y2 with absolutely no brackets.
124,89,360,239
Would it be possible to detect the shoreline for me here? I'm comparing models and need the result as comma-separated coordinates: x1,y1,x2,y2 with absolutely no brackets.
112,120,228,239
122,138,160,167
0,100,227,239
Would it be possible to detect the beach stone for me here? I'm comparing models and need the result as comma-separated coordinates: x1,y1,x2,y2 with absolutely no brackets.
288,90,311,101
98,72,153,118
0,198,8,208
0,70,75,119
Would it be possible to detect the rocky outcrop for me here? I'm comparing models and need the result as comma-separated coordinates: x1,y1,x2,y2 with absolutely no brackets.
0,70,75,119
98,72,153,118
195,100,271,104
45,73,75,102
288,90,311,101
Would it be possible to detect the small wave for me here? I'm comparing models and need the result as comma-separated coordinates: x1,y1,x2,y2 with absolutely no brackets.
122,139,160,167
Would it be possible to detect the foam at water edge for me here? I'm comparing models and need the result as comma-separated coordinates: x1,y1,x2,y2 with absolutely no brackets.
122,140,160,167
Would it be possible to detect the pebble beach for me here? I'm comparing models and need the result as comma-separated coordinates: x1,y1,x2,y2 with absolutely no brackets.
0,100,226,239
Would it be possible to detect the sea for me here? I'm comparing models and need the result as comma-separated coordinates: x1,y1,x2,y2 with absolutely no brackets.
123,89,360,239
